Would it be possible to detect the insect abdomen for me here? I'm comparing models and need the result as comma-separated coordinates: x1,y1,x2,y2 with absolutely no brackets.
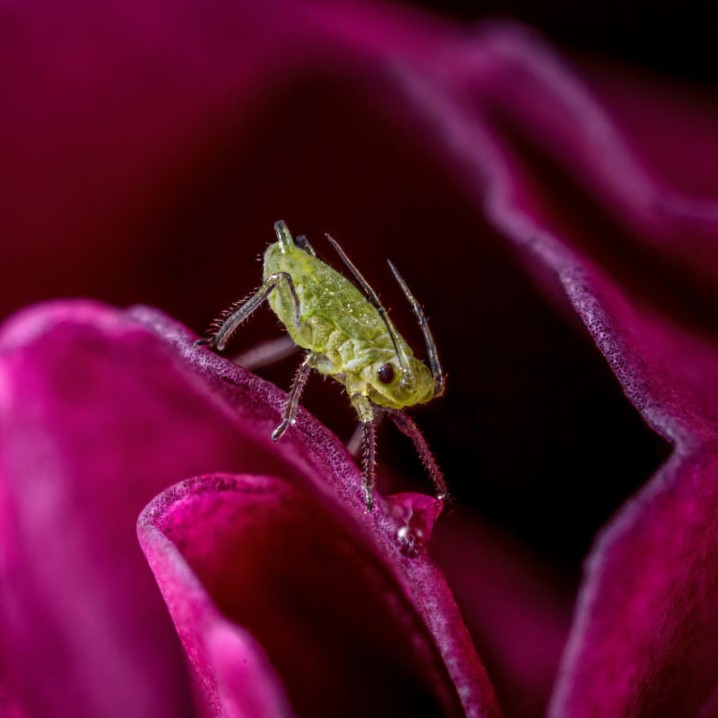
264,242,394,362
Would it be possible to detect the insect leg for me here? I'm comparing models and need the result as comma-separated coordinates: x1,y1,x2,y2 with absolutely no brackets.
272,353,312,441
387,261,445,398
350,394,380,511
361,416,378,512
198,272,301,351
347,411,385,457
389,410,448,501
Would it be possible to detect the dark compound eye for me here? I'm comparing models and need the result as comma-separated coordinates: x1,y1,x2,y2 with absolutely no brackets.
377,363,395,384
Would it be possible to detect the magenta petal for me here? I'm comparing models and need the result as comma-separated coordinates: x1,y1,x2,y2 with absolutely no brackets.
547,275,718,717
422,23,718,717
0,302,192,717
139,474,455,716
138,478,293,718
135,306,499,717
433,510,574,718
0,301,298,716
0,301,499,716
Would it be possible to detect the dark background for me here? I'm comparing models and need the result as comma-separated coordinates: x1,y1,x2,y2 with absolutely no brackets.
416,0,718,85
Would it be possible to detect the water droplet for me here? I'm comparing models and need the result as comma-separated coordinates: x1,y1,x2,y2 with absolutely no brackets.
396,524,424,557
385,492,444,558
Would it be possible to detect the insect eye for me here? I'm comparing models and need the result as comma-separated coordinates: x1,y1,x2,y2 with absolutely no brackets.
377,363,395,384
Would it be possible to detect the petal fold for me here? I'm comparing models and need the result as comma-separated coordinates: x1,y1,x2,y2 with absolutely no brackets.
140,473,459,717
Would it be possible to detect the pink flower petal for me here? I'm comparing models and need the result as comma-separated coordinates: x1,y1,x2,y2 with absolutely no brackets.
133,306,500,717
415,22,718,716
0,301,499,716
4,0,718,713
432,509,575,718
138,477,294,718
548,272,718,717
140,473,462,717
0,301,297,717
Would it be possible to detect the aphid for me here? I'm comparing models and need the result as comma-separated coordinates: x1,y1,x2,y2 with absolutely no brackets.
198,220,447,511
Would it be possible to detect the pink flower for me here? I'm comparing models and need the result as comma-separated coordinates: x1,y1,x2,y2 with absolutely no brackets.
0,301,492,716
3,1,718,716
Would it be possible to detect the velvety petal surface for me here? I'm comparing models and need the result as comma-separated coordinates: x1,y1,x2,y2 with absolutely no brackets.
133,306,498,718
0,301,498,717
0,302,285,717
138,476,295,718
140,474,462,717
415,22,718,718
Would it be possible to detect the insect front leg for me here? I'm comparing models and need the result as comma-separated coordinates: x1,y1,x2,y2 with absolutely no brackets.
198,272,301,351
351,394,381,511
272,352,312,441
347,412,385,457
361,418,378,512
389,410,448,501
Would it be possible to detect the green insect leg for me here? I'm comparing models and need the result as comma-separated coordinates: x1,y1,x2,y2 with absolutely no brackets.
347,412,385,457
198,272,300,351
272,353,312,441
352,394,379,511
361,417,378,512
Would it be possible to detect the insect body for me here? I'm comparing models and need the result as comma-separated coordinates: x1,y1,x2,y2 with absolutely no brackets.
200,220,447,511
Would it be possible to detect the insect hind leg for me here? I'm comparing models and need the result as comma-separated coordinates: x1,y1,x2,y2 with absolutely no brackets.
197,271,301,351
232,335,299,370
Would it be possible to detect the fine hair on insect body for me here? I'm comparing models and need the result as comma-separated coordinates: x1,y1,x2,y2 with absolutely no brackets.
198,220,447,511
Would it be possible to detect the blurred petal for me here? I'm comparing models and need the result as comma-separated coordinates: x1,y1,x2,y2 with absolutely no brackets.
432,510,575,718
548,273,718,717
412,22,718,717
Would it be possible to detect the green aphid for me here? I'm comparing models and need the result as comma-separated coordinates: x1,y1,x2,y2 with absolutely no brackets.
199,220,447,511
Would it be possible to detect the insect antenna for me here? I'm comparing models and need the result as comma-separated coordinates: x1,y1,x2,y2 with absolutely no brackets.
387,260,445,398
325,234,413,387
